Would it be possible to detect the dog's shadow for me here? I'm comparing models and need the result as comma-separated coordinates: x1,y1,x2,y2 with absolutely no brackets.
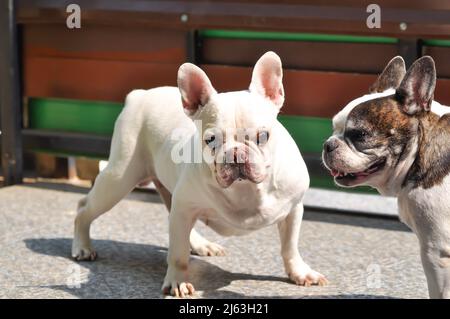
23,238,290,298
24,238,396,299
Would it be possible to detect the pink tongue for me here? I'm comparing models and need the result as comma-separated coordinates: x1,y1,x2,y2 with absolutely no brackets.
331,169,339,177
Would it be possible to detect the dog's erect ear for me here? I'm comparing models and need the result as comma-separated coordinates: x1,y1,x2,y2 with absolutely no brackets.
249,51,285,109
395,56,436,115
369,56,406,93
177,63,217,115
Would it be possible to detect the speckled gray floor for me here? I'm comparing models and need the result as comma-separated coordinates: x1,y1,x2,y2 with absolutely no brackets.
0,182,428,299
304,188,398,217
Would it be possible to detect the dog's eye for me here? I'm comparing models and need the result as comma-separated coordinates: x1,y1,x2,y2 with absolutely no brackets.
204,135,216,148
257,130,270,145
346,129,367,141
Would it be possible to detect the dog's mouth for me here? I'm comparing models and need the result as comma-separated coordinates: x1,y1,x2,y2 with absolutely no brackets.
216,162,266,188
330,157,386,185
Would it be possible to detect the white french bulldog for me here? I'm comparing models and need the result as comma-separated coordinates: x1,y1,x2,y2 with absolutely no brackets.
72,52,327,297
323,56,450,298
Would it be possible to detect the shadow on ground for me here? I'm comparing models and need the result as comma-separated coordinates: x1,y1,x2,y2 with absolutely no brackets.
24,238,395,299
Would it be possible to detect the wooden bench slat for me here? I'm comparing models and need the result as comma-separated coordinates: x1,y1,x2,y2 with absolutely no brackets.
23,24,186,63
16,0,450,37
202,37,398,73
201,64,377,117
422,46,450,78
24,57,179,102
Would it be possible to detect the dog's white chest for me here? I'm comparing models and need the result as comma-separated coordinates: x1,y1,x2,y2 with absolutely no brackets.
205,183,297,232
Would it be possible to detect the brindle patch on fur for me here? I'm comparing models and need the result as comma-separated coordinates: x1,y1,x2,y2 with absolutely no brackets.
347,94,450,189
346,95,416,162
406,113,450,189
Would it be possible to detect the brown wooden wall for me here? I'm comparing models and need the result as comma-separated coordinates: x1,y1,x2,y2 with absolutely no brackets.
23,25,184,102
23,23,450,119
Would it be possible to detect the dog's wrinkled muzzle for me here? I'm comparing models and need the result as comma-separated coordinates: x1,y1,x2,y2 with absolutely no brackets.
215,147,266,188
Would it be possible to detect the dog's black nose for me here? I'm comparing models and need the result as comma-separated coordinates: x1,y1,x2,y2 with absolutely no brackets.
324,139,338,153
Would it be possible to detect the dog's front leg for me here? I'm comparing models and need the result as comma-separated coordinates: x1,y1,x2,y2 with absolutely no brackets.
162,204,196,297
277,203,328,286
420,243,450,299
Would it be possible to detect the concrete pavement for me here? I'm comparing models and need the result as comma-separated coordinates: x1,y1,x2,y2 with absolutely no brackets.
0,182,428,298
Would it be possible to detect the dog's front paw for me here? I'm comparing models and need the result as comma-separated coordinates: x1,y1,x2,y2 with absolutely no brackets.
288,263,328,287
191,241,226,257
72,241,97,261
162,281,195,298
162,268,195,298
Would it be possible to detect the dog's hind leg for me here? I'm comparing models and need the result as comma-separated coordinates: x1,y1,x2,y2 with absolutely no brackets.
72,96,148,261
154,180,225,257
72,154,146,261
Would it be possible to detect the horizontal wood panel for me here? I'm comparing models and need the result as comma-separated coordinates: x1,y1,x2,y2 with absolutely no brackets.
24,57,179,102
23,24,186,63
435,78,450,106
200,29,397,44
23,128,111,159
24,56,378,117
202,0,450,10
17,0,450,38
28,98,122,135
25,97,332,153
202,38,398,73
24,58,450,117
203,65,450,115
201,65,377,117
27,97,333,153
422,46,450,78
